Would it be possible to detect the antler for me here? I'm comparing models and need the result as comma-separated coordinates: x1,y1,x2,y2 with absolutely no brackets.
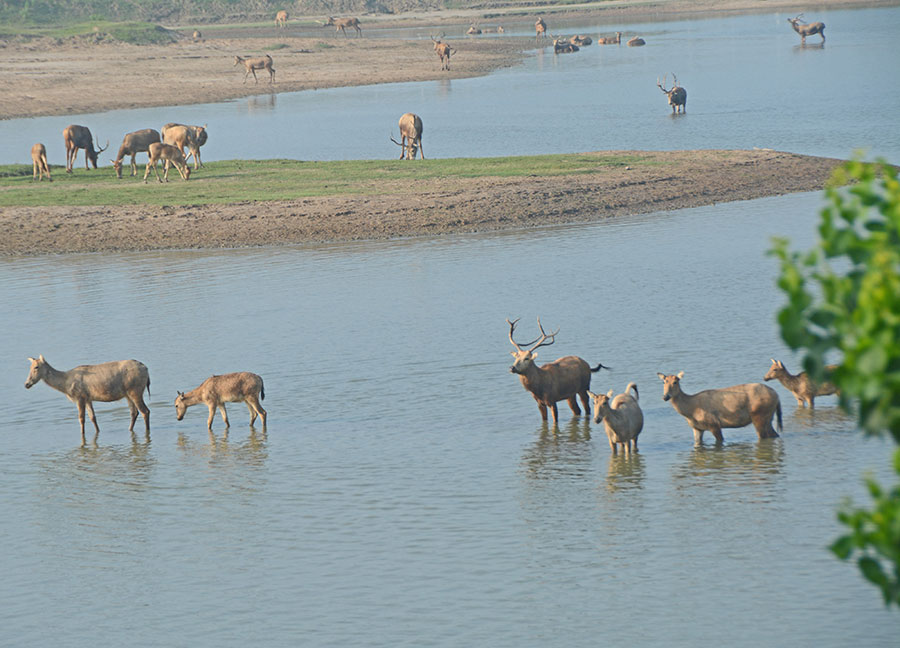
507,317,557,352
390,134,404,147
657,75,668,92
96,137,109,154
671,72,678,86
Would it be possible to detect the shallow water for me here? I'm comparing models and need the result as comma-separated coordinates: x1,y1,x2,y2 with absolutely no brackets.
1,191,897,646
1,7,898,165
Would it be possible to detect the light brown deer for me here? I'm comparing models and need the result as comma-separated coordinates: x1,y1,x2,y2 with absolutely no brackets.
589,383,643,455
596,31,621,45
508,318,607,425
25,355,151,440
467,23,482,35
535,17,547,42
627,36,645,46
570,35,593,46
391,113,425,160
234,54,275,84
162,123,207,169
787,15,825,44
657,73,687,113
764,359,839,408
325,16,362,37
143,142,191,183
175,372,267,430
192,29,202,41
31,143,51,182
63,124,108,173
275,10,288,28
658,372,782,443
112,128,161,179
431,35,454,71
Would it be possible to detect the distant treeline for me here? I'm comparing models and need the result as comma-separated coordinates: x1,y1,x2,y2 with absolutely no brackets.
0,0,452,25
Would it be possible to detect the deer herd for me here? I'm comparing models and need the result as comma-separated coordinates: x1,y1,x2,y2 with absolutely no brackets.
26,318,838,448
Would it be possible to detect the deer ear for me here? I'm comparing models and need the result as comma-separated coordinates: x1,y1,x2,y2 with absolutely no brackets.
677,371,685,379
607,389,614,398
39,354,45,362
587,390,596,398
28,357,35,363
531,352,538,360
657,373,666,380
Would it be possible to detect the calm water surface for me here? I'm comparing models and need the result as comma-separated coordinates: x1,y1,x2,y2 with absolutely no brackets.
1,7,898,164
1,191,897,646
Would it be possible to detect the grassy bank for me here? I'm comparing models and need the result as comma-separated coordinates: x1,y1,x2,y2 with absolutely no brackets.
0,153,648,208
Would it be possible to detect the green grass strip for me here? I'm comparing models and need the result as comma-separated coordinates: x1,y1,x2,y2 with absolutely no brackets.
0,154,651,208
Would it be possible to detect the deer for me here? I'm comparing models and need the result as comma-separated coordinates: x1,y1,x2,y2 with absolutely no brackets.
658,371,782,443
535,17,547,42
275,10,288,28
764,359,839,408
325,16,362,37
787,15,825,44
31,143,51,182
657,73,687,114
467,22,482,35
162,123,207,169
143,142,191,183
234,54,275,84
25,355,151,441
552,35,579,54
507,317,608,425
627,36,645,46
192,29,202,41
175,372,267,430
390,112,425,160
63,124,108,173
111,128,161,179
570,34,593,46
588,383,643,455
596,31,621,45
431,34,454,71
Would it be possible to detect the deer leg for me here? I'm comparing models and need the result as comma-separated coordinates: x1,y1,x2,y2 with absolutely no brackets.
567,396,581,416
537,403,548,421
85,401,100,434
710,426,724,443
608,434,617,454
693,428,704,444
130,154,137,177
220,403,230,428
550,403,560,425
132,391,150,431
206,404,216,430
578,391,590,415
247,396,266,427
251,68,259,84
127,398,139,432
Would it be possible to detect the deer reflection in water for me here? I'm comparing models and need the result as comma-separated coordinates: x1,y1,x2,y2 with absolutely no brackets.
520,418,593,482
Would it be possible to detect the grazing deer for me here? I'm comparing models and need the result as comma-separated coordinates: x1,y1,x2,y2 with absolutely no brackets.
658,372,782,443
570,35,593,46
764,359,839,408
535,17,547,42
143,142,191,183
787,15,825,44
552,34,579,54
275,10,288,28
508,318,607,425
112,128,161,179
627,36,645,46
234,54,275,84
391,112,425,160
162,123,207,169
325,16,362,37
31,143,51,182
657,73,687,113
430,34,454,71
192,29,202,41
25,355,151,440
175,372,267,430
589,383,643,455
63,124,108,173
596,31,621,45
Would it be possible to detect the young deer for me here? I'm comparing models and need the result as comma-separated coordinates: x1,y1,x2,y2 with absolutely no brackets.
175,372,267,430
31,143,52,181
143,142,191,183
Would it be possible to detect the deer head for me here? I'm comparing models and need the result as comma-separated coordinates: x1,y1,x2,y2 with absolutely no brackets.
507,317,558,374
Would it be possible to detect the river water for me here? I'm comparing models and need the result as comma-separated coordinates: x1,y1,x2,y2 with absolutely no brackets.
2,6,900,647
0,7,898,164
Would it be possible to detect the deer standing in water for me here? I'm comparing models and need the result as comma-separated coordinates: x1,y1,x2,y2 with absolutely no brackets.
175,372,267,430
657,73,687,113
787,15,825,44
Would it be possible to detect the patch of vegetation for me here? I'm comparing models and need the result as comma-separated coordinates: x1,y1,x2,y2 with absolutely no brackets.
0,154,648,208
0,20,177,44
268,42,290,50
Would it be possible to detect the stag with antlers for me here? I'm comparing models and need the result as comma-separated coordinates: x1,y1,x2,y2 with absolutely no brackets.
507,318,607,425
63,125,108,173
390,113,424,160
430,34,454,71
657,73,687,114
787,14,825,44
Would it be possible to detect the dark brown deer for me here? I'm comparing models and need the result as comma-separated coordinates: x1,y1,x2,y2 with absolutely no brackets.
657,73,687,113
787,15,825,44
63,124,108,173
627,36,645,47
391,112,425,160
535,17,547,42
31,143,51,181
507,318,607,425
112,128,161,179
552,34,579,54
234,54,275,84
325,16,362,37
431,34,454,70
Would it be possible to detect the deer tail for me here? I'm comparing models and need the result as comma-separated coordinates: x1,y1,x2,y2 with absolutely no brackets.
260,380,265,401
590,363,610,373
146,376,151,398
626,382,639,401
776,401,783,433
